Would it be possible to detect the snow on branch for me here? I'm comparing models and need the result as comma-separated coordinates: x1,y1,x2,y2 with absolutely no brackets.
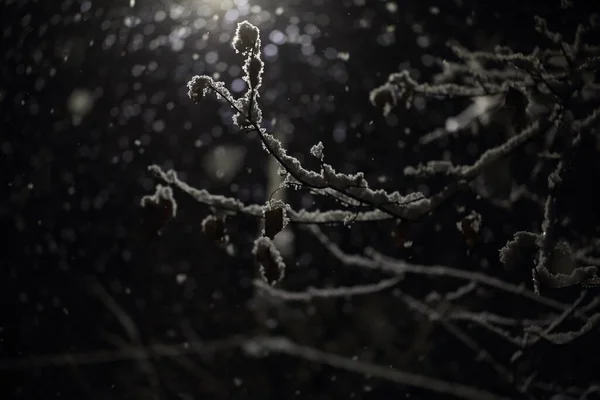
140,183,177,217
526,312,600,345
364,247,571,311
306,225,572,312
253,236,286,285
447,310,554,329
573,103,600,131
137,13,600,397
534,16,567,49
418,95,503,145
186,20,542,224
251,127,435,220
148,165,394,224
534,145,600,291
188,75,436,220
242,336,512,400
148,164,261,215
370,70,507,115
398,291,514,383
432,59,528,87
253,276,401,302
449,44,544,72
404,105,562,179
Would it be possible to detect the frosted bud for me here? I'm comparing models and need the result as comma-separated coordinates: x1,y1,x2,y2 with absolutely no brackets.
232,21,261,56
369,84,397,116
263,200,289,239
244,55,264,89
253,237,286,285
140,184,177,235
140,184,177,218
388,70,416,108
187,75,213,103
456,211,482,247
310,141,324,160
499,231,538,272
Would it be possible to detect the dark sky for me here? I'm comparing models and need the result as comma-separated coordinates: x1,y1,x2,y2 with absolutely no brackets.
2,0,599,399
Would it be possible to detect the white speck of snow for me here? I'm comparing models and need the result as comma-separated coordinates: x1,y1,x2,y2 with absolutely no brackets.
337,52,350,61
176,273,187,284
445,117,460,132
67,89,93,116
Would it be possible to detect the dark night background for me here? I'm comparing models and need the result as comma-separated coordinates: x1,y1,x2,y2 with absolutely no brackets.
1,0,599,399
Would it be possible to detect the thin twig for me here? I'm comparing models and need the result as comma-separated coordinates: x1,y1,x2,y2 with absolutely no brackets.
245,336,513,400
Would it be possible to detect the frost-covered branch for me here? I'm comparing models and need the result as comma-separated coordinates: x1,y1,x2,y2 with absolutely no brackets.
198,79,435,220
418,95,503,144
306,225,573,312
447,311,554,328
242,336,513,400
253,276,401,301
399,292,515,384
148,165,393,224
405,105,562,179
253,236,286,285
138,14,600,397
526,312,600,345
